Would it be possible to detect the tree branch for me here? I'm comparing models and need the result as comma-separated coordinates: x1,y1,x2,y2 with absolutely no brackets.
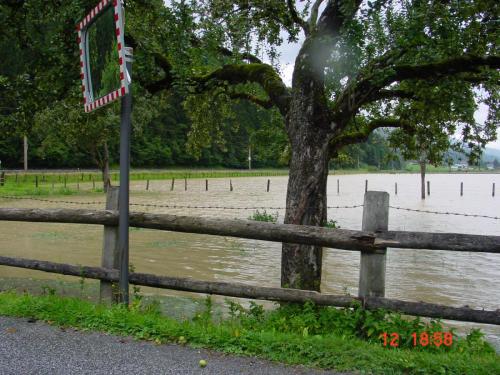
308,0,325,28
333,54,500,128
286,0,310,35
143,52,175,94
192,63,291,115
391,55,500,82
331,117,413,150
317,0,363,36
228,92,274,109
370,89,416,102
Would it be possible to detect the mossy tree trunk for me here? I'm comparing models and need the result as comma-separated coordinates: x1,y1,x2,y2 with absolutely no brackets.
281,42,333,291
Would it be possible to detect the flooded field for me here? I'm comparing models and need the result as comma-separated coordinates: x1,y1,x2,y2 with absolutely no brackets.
1,173,499,346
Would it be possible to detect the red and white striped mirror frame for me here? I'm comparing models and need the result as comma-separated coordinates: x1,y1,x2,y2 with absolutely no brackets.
77,0,129,113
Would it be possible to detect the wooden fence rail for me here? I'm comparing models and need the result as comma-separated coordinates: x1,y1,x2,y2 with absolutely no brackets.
1,190,499,326
0,207,499,253
0,255,498,325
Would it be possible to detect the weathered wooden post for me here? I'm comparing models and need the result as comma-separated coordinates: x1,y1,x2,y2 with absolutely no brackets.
492,183,495,197
337,179,340,195
205,179,208,191
460,182,463,196
184,178,187,191
230,179,233,191
365,179,368,192
358,191,389,298
267,179,270,192
171,178,175,191
0,172,4,186
395,182,397,195
100,186,120,303
427,181,430,196
146,179,149,191
35,175,38,188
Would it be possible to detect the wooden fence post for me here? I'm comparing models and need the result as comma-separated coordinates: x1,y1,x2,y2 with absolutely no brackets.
171,178,175,191
146,179,149,191
100,186,120,304
358,191,389,298
365,179,368,193
35,175,38,188
0,172,4,186
267,179,270,192
185,178,187,191
492,183,495,197
460,182,463,196
395,182,397,195
427,181,430,196
337,179,340,195
230,179,233,191
205,179,208,191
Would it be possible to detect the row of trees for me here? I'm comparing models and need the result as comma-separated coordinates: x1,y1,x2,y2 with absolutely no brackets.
1,0,498,292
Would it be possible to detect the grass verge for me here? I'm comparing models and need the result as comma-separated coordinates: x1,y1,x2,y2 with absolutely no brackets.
0,291,498,374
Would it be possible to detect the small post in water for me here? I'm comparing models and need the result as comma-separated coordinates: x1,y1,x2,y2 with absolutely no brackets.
184,178,187,191
358,191,389,298
171,178,175,191
206,179,208,191
395,182,397,195
267,179,270,192
146,179,149,191
230,179,233,191
427,181,430,196
337,179,340,195
460,182,463,196
493,183,495,197
365,179,368,193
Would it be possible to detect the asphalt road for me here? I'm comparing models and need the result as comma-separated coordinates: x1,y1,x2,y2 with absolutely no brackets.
0,316,344,375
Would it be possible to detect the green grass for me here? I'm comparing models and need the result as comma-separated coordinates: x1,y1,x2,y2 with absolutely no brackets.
0,291,497,374
248,210,279,223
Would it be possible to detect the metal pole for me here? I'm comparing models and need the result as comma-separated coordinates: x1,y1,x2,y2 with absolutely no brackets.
118,47,133,305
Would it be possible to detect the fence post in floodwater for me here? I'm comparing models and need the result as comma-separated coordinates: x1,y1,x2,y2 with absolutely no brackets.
395,182,397,195
427,181,430,196
337,179,340,195
460,182,463,196
171,178,175,191
358,191,389,298
185,178,187,191
146,179,149,191
493,183,495,197
206,179,208,191
267,179,270,192
230,179,233,191
100,186,120,304
365,179,368,193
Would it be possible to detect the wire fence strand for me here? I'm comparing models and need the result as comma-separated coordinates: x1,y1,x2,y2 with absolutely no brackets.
1,195,498,220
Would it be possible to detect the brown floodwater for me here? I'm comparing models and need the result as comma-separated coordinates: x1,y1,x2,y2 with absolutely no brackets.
1,173,499,346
